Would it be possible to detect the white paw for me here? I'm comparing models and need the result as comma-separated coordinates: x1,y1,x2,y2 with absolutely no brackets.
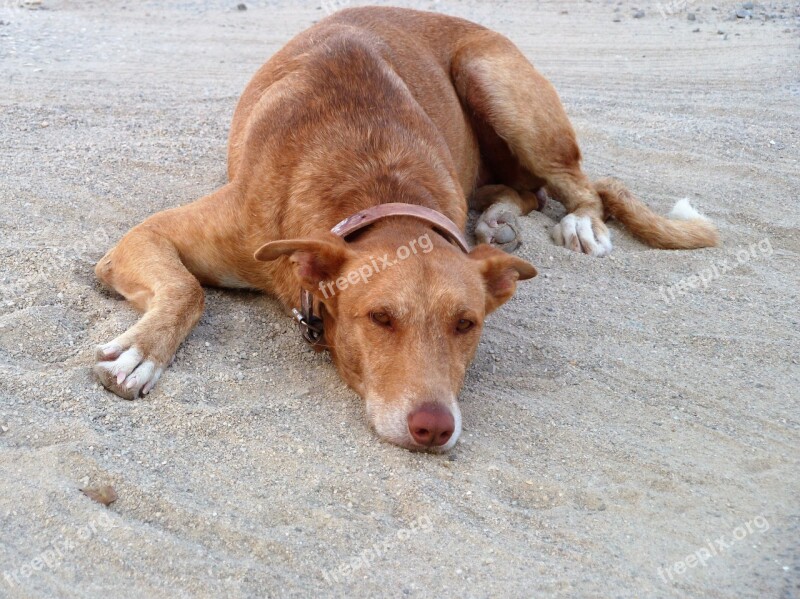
551,214,612,257
475,202,522,253
94,341,166,400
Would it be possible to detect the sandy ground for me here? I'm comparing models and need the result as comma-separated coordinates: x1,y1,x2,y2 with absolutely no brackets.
1,0,798,597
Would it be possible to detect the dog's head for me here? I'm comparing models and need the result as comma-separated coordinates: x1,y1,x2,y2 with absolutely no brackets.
255,224,536,451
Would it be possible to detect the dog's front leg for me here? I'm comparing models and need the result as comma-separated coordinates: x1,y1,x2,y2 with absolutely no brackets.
93,224,205,399
92,184,245,399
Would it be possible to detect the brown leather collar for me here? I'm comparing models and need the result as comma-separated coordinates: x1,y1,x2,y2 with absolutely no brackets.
294,203,470,346
330,202,470,251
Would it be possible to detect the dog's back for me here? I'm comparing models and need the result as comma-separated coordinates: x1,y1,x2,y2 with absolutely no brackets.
227,8,485,199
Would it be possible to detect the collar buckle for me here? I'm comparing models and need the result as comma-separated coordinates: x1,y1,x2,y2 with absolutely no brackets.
292,307,324,346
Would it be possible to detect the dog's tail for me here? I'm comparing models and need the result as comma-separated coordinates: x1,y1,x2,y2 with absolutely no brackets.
593,177,719,250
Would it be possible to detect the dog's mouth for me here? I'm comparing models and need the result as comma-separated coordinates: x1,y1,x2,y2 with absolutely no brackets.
365,395,462,452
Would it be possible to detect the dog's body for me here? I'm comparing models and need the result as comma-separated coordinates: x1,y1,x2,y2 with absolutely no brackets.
93,8,717,450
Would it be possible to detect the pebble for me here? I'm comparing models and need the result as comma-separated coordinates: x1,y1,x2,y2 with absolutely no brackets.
736,8,752,18
633,10,645,19
687,13,696,21
81,485,118,506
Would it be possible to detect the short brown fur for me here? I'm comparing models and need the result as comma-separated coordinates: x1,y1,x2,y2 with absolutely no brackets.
93,8,717,450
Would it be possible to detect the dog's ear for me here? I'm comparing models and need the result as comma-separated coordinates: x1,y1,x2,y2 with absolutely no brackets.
255,234,354,294
469,244,538,314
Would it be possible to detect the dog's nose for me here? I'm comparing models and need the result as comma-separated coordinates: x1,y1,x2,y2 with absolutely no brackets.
407,404,455,447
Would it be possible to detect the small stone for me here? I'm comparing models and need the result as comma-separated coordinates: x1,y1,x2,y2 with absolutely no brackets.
237,2,247,10
742,1,754,9
735,8,752,18
687,12,696,21
81,485,118,506
633,10,645,18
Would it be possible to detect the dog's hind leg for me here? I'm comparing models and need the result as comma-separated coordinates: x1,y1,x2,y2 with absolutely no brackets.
453,32,612,256
471,185,545,253
93,183,245,399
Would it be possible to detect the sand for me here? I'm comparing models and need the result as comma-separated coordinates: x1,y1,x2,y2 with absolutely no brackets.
0,0,798,597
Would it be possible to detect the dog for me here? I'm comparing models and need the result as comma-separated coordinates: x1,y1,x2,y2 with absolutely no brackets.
93,7,718,451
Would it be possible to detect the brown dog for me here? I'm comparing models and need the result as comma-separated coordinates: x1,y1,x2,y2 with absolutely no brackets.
93,7,718,451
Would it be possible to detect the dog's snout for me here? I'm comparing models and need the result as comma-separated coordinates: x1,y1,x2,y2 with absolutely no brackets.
407,404,455,447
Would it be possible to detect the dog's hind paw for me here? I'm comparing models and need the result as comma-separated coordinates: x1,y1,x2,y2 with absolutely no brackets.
552,213,612,257
475,202,522,253
94,340,167,400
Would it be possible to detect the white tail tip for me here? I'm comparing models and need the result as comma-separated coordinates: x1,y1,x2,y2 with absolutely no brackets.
668,198,707,221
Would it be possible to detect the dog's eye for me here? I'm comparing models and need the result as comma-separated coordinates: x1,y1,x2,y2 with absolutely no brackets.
370,312,392,328
455,319,475,333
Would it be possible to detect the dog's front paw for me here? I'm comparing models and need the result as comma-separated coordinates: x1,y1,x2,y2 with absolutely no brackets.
475,202,522,253
551,214,612,257
93,339,168,400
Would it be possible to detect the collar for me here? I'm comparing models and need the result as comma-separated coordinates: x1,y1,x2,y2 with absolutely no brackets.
293,202,470,346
